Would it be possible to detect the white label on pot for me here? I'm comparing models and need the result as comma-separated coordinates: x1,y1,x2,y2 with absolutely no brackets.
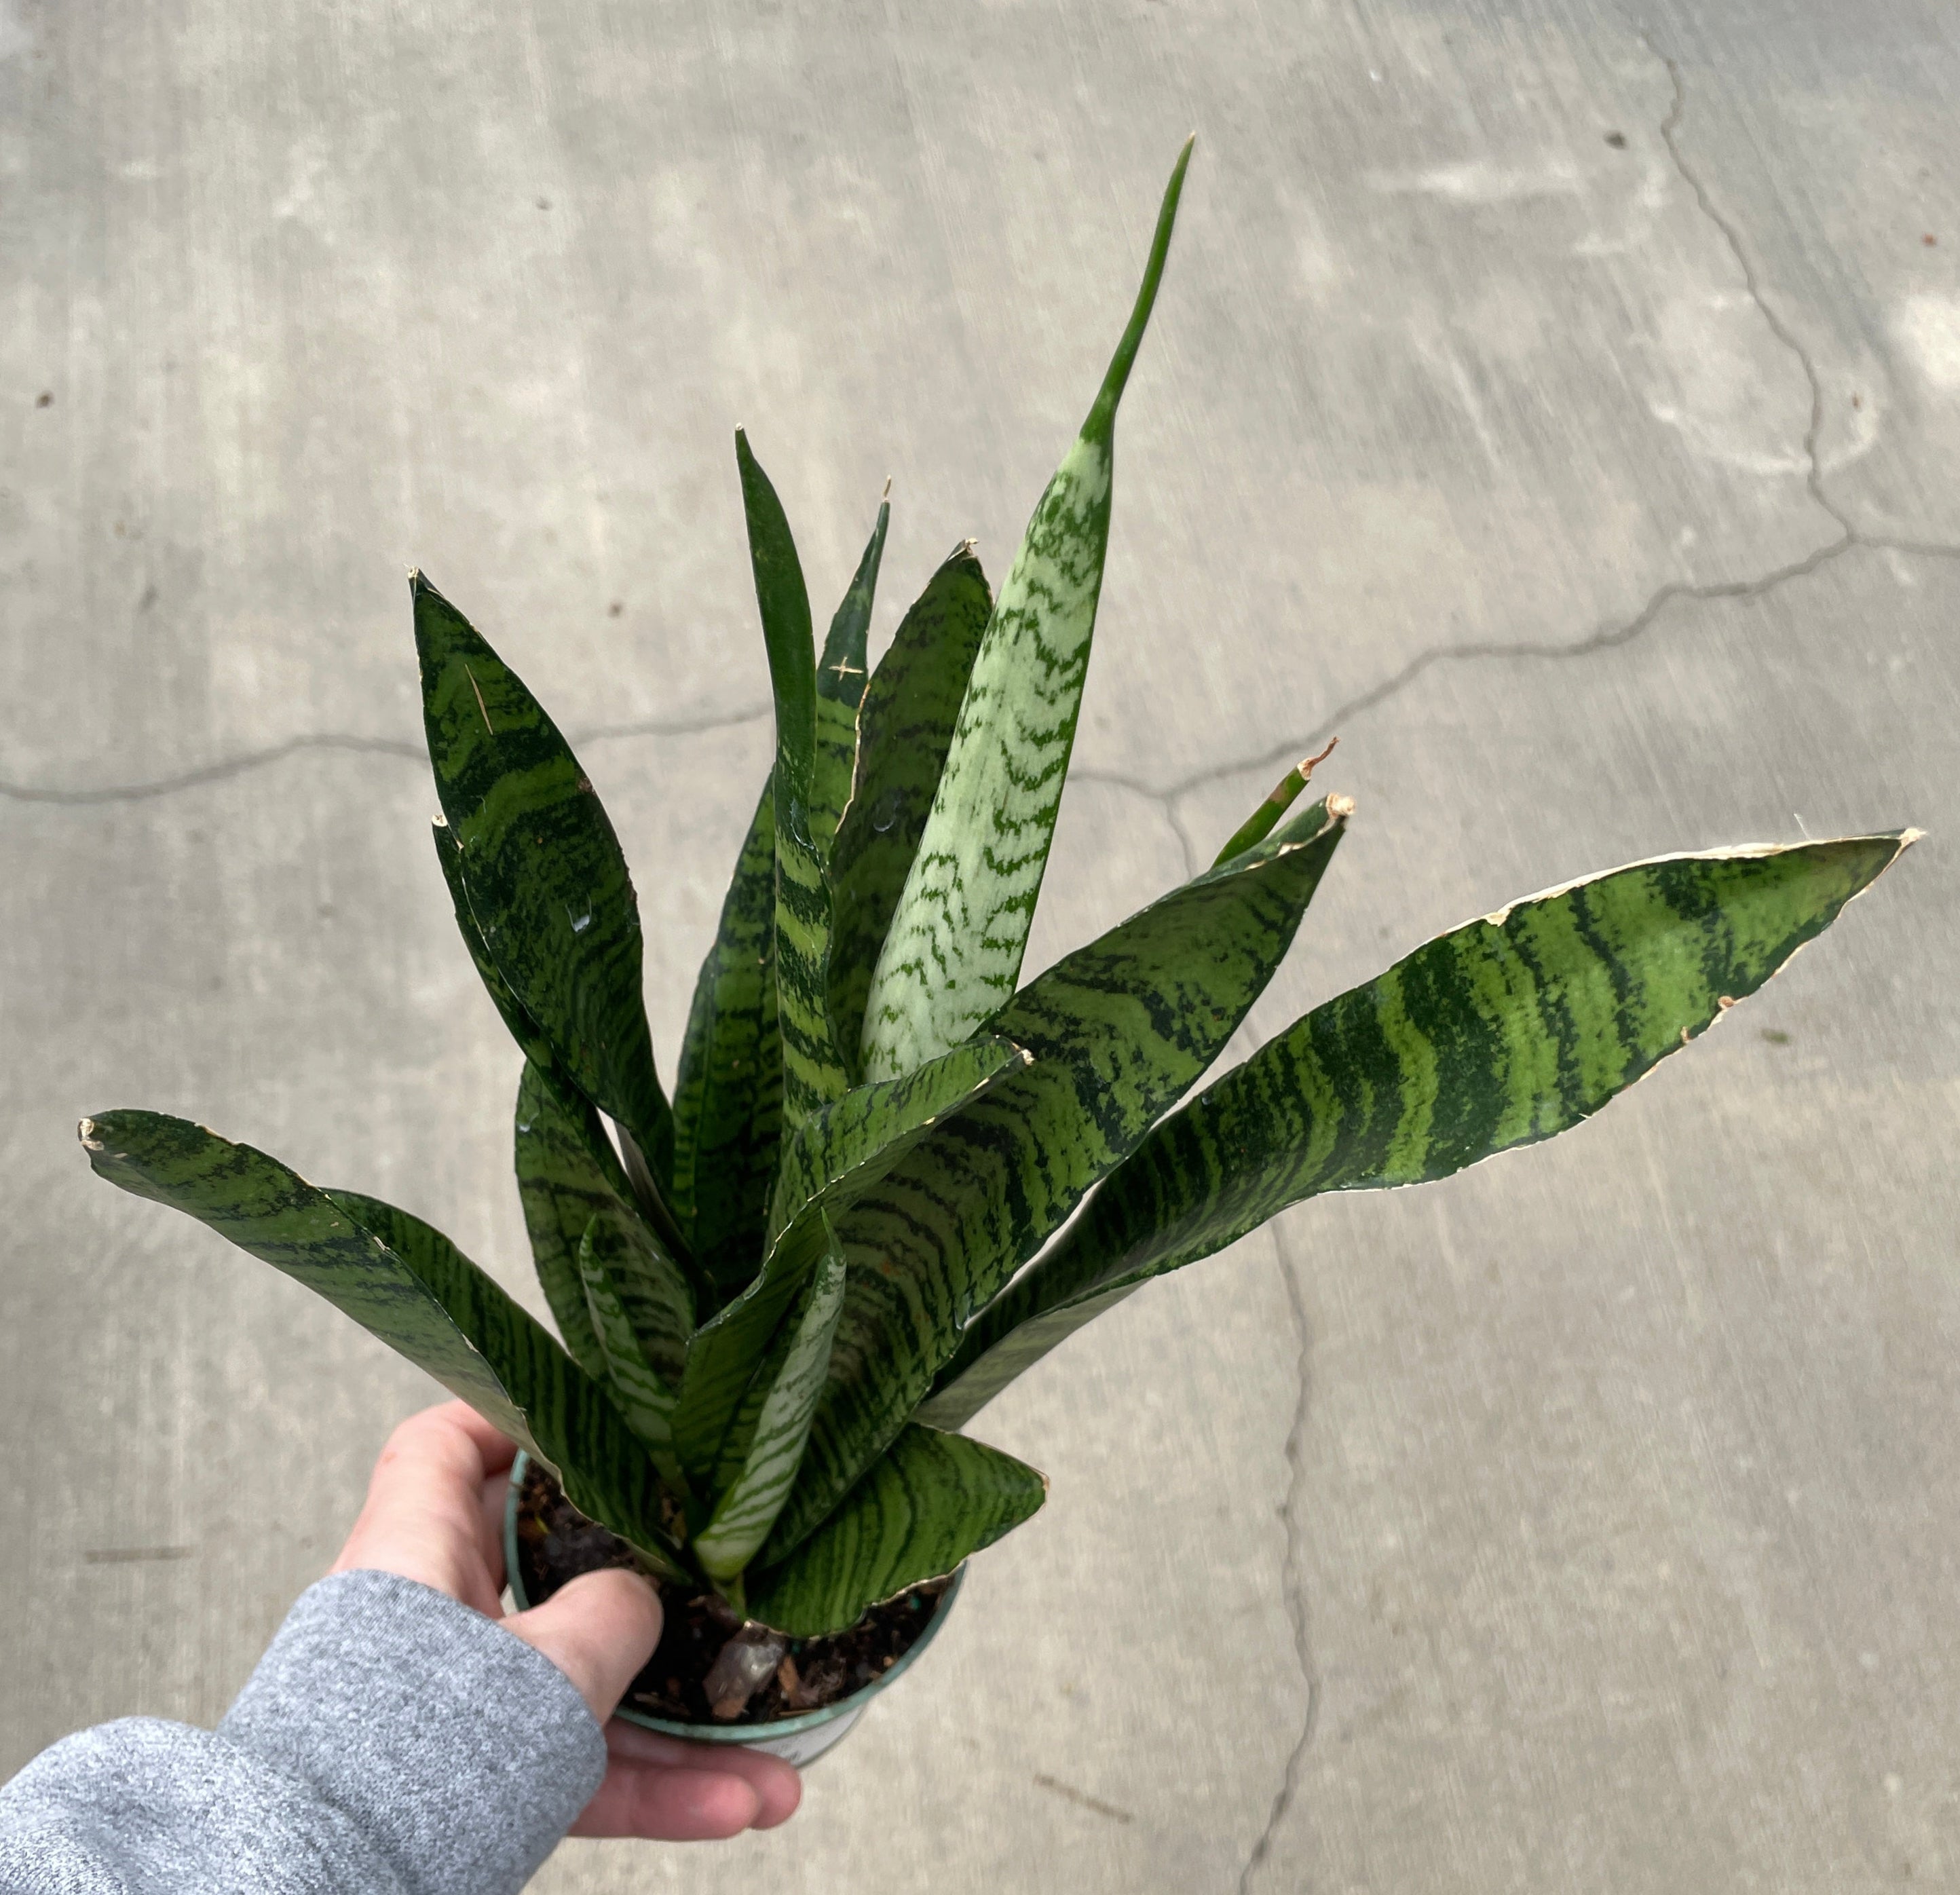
740,1704,865,1768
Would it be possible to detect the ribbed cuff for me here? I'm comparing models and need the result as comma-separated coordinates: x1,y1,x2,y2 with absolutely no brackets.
219,1569,605,1895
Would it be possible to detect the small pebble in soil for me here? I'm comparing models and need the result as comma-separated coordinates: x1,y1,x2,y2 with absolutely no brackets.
513,1460,950,1727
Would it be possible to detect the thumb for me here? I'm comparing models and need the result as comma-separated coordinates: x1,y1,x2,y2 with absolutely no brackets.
504,1568,664,1725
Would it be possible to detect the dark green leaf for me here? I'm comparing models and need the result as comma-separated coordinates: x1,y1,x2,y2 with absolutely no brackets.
747,1425,1046,1638
812,498,890,859
670,780,783,1306
694,1225,847,1580
81,1111,685,1579
767,794,1347,1558
736,432,847,1131
827,544,993,1076
668,1037,1034,1487
768,1035,1031,1247
432,818,553,1069
858,139,1194,1080
412,571,676,1185
578,1214,690,1495
924,833,1915,1427
514,1058,694,1380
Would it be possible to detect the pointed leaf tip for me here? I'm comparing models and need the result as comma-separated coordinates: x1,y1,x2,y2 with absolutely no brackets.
1084,136,1196,440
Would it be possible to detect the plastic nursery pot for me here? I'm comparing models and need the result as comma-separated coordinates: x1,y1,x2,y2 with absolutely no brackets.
503,1452,964,1767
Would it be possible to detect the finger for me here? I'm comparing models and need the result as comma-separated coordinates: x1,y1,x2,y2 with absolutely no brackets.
478,1469,511,1593
569,1763,763,1841
421,1399,520,1476
331,1402,511,1611
603,1721,802,1828
502,1566,662,1725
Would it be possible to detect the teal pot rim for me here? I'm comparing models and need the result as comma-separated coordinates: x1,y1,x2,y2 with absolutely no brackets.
503,1450,964,1744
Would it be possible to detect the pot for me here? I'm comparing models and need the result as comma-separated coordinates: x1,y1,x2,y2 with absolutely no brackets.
502,1451,962,1766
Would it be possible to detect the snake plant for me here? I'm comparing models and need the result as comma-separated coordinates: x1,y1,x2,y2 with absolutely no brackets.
81,141,1911,1640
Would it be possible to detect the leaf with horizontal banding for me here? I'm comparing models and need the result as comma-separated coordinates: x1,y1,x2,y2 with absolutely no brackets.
578,1214,690,1495
858,140,1194,1082
514,1059,694,1381
736,432,847,1131
921,832,1916,1427
694,1225,847,1580
79,1111,687,1579
811,499,889,860
747,1425,1046,1638
668,1036,1036,1484
828,543,994,1077
764,793,1347,1560
432,817,553,1070
669,779,783,1305
768,1035,1031,1247
412,571,677,1190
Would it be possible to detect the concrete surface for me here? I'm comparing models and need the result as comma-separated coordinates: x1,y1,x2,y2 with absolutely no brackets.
3,1,1957,1888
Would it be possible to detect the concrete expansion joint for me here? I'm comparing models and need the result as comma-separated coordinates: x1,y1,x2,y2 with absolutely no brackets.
0,704,773,807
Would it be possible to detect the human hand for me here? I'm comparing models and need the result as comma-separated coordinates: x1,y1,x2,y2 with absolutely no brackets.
331,1400,802,1840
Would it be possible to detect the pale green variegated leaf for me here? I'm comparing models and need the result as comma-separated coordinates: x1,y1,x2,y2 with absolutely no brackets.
922,832,1915,1428
669,779,783,1304
412,573,677,1189
514,1059,696,1380
694,1227,848,1581
812,499,889,859
747,1425,1046,1638
766,793,1346,1560
827,544,993,1074
669,1036,1037,1484
859,140,1194,1082
80,1111,687,1579
768,1035,1031,1247
578,1214,689,1495
736,431,847,1131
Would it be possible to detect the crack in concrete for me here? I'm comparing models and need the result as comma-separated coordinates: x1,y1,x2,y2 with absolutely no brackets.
1649,43,1853,544
1080,43,1960,844
1217,44,1960,1888
5,62,1958,1891
1239,1230,1322,1895
1078,534,1858,821
0,705,772,807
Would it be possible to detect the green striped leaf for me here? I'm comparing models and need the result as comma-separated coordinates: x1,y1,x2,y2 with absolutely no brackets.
578,1214,689,1495
922,833,1915,1427
812,498,890,859
694,1226,848,1581
766,793,1347,1559
80,1111,686,1579
514,1058,696,1380
669,1037,1036,1484
768,1035,1031,1247
747,1425,1046,1638
412,572,677,1188
432,818,553,1070
859,139,1194,1082
1211,741,1338,868
669,779,783,1303
736,432,847,1131
828,543,993,1077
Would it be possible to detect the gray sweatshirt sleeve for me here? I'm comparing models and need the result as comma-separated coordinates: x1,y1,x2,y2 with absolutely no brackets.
0,1569,607,1895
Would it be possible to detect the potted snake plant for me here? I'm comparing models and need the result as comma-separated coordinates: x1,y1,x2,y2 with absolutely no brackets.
81,139,1912,1765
